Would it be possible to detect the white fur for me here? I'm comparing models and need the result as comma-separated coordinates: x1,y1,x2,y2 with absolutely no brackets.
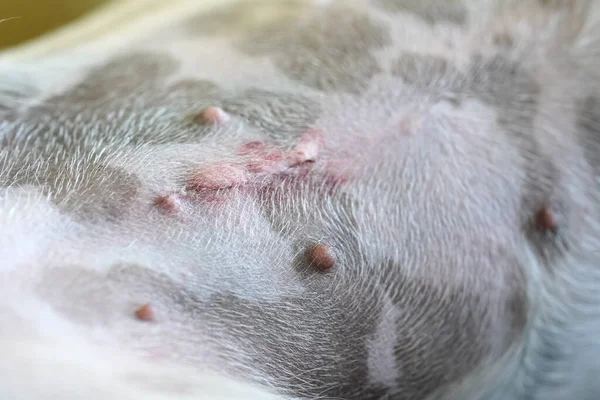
0,335,289,400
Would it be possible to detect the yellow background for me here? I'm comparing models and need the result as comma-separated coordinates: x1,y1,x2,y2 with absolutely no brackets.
0,0,110,50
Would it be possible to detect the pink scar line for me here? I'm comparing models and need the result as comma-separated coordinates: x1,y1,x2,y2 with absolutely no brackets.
153,128,351,212
239,141,267,155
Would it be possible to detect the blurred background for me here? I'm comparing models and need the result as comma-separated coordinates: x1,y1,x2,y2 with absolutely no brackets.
0,0,110,50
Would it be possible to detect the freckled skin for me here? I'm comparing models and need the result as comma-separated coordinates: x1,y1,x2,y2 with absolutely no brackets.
1,1,600,400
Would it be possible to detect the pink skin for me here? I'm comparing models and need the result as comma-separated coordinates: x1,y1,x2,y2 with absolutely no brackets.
154,129,351,213
239,129,326,174
238,141,289,174
246,152,288,174
238,141,267,156
322,159,351,186
291,128,324,165
195,106,230,125
188,163,250,191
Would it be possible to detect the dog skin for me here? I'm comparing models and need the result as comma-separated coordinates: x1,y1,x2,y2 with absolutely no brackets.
0,0,599,399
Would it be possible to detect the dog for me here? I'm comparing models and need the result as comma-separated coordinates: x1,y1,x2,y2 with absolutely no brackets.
1,0,599,399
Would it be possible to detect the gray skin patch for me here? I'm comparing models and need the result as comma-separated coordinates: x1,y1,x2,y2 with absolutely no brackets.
0,90,28,122
6,52,321,149
238,6,391,93
188,2,391,93
392,52,458,89
256,176,363,275
469,56,571,268
161,83,322,145
537,0,579,9
468,56,548,211
58,53,179,105
577,95,600,175
469,55,579,280
54,165,142,222
3,52,182,153
38,255,491,400
391,53,532,337
0,100,16,122
0,156,141,223
243,174,494,398
507,279,528,341
206,258,490,400
0,79,40,123
494,33,515,49
207,292,389,399
391,51,462,106
39,264,199,328
376,260,490,400
372,0,467,26
40,262,389,398
221,88,321,144
468,55,540,129
0,53,180,221
0,51,322,222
